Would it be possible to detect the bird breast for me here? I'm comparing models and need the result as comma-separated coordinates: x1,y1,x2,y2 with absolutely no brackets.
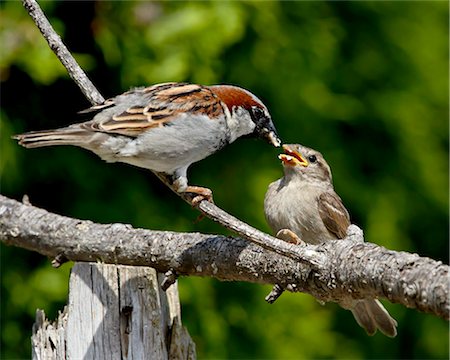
264,178,334,245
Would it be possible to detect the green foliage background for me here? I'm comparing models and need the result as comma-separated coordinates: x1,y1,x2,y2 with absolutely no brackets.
1,1,448,359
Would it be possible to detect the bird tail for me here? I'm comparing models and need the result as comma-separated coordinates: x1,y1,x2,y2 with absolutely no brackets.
12,125,92,149
350,299,397,337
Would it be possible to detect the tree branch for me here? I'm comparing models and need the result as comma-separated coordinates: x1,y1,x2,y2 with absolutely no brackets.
1,195,448,320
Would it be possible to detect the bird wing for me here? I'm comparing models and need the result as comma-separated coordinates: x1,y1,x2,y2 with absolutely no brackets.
79,83,225,137
318,192,351,239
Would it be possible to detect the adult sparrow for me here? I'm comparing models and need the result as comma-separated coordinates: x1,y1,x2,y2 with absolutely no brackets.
14,82,281,201
264,144,397,337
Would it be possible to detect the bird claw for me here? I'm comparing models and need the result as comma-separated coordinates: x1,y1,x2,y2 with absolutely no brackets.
276,229,303,245
185,186,214,206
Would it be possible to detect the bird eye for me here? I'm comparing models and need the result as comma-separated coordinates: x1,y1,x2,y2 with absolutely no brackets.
250,106,270,129
251,106,264,119
254,106,262,112
308,155,317,163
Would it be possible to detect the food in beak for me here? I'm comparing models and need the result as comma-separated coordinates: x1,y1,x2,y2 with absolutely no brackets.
267,131,281,147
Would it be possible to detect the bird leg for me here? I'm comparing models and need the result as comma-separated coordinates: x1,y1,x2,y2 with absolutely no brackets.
276,229,303,245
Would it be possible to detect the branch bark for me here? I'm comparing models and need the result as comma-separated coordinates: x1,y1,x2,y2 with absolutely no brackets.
1,195,448,320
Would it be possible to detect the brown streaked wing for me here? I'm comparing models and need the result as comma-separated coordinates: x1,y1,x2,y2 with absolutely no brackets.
318,192,351,239
126,106,147,114
84,83,225,137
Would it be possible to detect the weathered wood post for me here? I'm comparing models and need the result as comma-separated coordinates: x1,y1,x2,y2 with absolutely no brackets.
31,263,196,359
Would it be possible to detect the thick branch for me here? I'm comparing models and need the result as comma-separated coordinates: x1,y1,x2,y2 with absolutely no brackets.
1,195,448,320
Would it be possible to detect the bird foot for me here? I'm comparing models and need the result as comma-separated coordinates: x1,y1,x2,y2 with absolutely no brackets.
165,173,214,206
276,229,303,245
185,186,214,206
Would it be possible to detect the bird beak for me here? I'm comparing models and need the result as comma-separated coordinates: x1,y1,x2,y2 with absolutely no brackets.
278,145,308,167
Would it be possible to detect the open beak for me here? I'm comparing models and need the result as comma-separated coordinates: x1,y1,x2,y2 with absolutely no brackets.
278,144,308,167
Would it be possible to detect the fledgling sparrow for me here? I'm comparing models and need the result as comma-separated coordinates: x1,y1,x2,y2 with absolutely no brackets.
14,82,281,202
264,144,397,337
